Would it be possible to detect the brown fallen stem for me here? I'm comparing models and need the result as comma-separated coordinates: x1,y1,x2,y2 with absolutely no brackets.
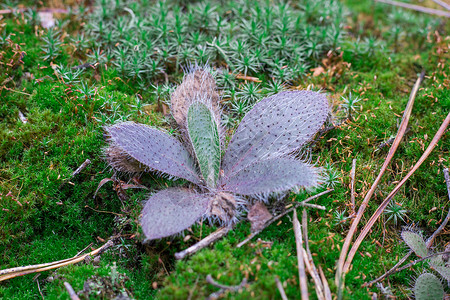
302,210,325,300
343,112,450,275
375,0,450,17
371,251,450,282
237,189,333,248
275,276,288,300
432,0,450,11
175,225,232,260
0,239,114,281
335,71,424,289
64,282,80,300
318,267,332,300
350,159,357,215
36,278,44,300
206,274,247,300
366,167,450,286
74,242,93,257
60,159,91,188
294,209,309,300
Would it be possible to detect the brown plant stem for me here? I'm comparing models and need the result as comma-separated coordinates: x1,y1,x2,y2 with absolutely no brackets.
64,282,80,300
302,210,325,299
275,276,288,300
367,167,450,286
335,71,424,288
375,0,450,17
175,225,232,260
293,209,309,300
0,240,114,281
343,112,450,275
350,159,356,215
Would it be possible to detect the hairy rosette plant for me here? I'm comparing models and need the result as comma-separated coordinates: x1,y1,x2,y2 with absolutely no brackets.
104,67,329,241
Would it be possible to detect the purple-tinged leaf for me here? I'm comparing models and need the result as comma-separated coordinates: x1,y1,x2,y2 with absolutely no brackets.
171,67,221,135
105,122,201,184
221,158,321,195
222,91,329,177
141,188,210,240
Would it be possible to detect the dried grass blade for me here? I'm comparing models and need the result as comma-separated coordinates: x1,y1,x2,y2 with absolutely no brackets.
335,71,424,287
275,276,288,300
0,240,113,281
302,210,325,299
318,266,332,300
293,209,309,299
175,226,232,260
343,112,450,274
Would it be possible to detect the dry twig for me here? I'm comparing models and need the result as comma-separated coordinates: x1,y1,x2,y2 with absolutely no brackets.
318,267,332,300
0,240,114,281
335,71,424,290
302,210,326,299
367,167,450,286
293,209,309,300
236,189,332,248
343,112,450,275
375,0,450,17
64,282,80,300
350,159,356,215
432,0,450,11
206,274,247,300
175,225,232,260
275,276,288,300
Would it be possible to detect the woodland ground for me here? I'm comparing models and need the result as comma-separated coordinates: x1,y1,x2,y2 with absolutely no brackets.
0,0,449,299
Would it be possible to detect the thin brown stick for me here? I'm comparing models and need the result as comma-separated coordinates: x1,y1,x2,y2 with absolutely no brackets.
367,250,450,286
36,278,44,300
70,159,91,178
206,274,247,290
343,112,450,275
350,159,357,215
432,0,450,11
236,74,262,82
0,240,114,281
375,0,450,17
318,267,332,300
366,251,412,286
302,210,325,300
64,282,80,300
335,71,424,287
206,274,247,300
236,189,333,248
366,167,450,286
84,205,124,217
175,226,232,260
293,209,309,300
302,249,324,299
275,276,288,300
74,242,93,257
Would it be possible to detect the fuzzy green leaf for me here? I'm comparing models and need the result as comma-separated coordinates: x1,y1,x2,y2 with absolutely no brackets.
401,231,428,258
414,273,444,300
434,266,450,282
187,101,221,187
428,254,445,268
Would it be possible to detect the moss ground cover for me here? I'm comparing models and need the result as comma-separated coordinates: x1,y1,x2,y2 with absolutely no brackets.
0,0,448,298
